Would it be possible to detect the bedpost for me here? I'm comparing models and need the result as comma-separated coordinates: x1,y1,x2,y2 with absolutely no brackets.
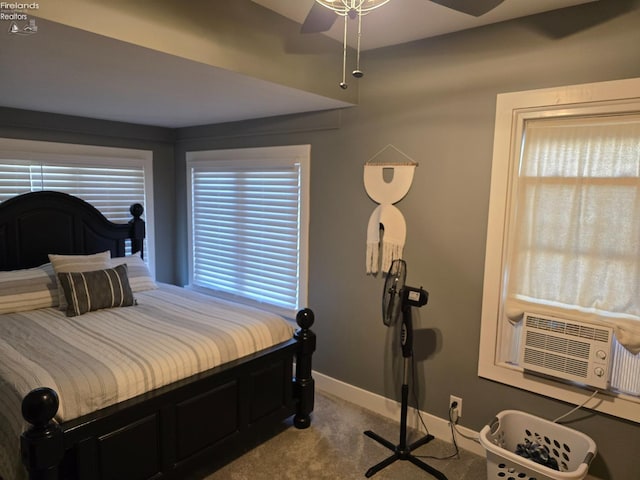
293,308,316,429
21,388,64,480
129,203,145,258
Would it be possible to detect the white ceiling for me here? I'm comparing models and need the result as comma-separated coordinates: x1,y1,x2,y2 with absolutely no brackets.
0,0,598,129
0,18,352,129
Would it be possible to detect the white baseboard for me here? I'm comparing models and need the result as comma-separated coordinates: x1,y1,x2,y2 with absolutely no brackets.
313,371,602,480
313,370,486,457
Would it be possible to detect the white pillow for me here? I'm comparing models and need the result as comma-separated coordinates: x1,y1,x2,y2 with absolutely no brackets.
0,263,58,314
49,251,111,310
110,252,158,292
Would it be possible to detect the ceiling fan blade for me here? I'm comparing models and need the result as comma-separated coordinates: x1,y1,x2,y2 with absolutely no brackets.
429,0,505,17
301,2,338,33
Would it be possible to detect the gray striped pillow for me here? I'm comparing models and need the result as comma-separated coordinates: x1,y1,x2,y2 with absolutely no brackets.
49,251,111,310
57,264,135,317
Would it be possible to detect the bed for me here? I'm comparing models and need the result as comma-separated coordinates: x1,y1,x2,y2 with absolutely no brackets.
0,191,315,480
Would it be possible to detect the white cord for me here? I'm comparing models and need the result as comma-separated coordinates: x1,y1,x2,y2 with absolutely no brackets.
552,389,600,423
452,422,481,443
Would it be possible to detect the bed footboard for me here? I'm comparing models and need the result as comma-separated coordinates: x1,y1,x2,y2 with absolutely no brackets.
20,308,316,480
21,388,64,480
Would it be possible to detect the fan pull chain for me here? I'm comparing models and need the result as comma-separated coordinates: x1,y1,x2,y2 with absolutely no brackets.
340,14,349,89
353,8,363,78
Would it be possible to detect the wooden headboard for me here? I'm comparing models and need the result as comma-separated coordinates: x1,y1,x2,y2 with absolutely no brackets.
0,191,145,271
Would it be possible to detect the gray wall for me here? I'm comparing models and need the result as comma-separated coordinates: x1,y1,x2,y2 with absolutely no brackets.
175,2,640,479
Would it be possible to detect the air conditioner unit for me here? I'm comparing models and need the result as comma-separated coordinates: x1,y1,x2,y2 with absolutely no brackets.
519,312,613,390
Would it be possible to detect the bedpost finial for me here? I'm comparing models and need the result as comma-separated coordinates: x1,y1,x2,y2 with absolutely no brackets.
130,203,144,218
296,308,314,329
293,308,315,430
22,388,59,427
129,203,145,259
21,388,64,478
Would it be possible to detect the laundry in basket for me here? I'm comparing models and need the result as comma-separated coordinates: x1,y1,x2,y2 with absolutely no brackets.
479,410,597,480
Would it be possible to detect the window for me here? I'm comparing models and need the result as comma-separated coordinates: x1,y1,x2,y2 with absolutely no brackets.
506,115,640,329
0,138,155,271
186,145,310,319
478,78,640,423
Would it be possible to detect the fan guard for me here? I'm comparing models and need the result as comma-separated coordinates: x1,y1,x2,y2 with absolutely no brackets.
382,258,406,326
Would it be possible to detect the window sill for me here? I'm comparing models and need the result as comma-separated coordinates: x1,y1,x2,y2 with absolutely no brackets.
478,360,640,424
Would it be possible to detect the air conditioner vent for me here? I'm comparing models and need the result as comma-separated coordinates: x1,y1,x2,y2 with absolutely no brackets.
520,313,613,389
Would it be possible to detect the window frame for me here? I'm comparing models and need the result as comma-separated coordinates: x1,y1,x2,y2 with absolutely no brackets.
186,145,310,320
0,137,155,276
478,77,640,423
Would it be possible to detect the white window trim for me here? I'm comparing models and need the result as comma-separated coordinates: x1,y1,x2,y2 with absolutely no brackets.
186,145,310,320
478,77,640,423
0,138,155,276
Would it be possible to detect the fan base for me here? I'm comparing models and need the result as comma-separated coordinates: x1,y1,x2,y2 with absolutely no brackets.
363,430,448,479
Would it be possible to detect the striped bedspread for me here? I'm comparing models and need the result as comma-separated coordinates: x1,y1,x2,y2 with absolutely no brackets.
0,283,295,480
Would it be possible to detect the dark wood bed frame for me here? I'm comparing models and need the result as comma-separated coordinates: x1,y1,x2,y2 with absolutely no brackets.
0,191,315,480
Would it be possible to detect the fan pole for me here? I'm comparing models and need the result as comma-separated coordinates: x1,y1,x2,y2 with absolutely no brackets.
364,305,448,479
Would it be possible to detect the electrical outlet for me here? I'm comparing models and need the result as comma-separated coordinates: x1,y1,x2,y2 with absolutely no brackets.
449,395,462,422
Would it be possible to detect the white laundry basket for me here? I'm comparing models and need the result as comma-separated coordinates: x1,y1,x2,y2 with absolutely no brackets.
479,410,597,480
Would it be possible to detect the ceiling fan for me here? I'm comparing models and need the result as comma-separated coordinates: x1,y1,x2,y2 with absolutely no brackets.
302,0,505,88
301,0,506,34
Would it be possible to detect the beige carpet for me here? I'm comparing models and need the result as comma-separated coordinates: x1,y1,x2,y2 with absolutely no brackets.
188,391,488,480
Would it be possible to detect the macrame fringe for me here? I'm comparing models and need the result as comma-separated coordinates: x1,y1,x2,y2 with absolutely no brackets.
366,241,379,275
381,241,403,275
366,240,403,275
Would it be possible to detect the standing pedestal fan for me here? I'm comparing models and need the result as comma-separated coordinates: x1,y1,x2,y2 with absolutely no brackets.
364,259,447,479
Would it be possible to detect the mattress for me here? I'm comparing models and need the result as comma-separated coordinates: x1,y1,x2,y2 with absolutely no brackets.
0,283,295,480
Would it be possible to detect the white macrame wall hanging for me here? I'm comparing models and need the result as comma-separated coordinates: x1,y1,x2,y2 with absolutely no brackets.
364,145,417,275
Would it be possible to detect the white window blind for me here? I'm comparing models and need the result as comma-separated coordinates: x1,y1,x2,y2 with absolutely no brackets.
187,146,309,318
0,162,34,197
0,163,146,224
0,138,155,270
